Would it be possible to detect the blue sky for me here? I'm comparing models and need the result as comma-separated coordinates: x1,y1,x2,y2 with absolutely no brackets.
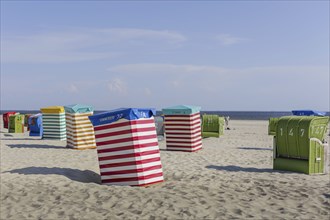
1,1,329,111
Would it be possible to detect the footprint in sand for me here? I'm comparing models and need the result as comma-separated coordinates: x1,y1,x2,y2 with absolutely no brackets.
233,208,242,215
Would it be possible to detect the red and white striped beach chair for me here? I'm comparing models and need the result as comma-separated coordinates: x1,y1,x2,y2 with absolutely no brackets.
89,108,164,187
163,105,202,152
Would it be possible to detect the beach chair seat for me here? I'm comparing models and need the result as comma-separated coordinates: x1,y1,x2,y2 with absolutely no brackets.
202,114,224,138
273,116,329,174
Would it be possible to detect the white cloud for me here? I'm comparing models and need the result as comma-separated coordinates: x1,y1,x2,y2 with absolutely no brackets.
1,62,328,111
144,88,152,96
1,28,186,63
1,33,114,63
171,80,181,88
106,63,329,111
108,63,328,76
108,63,229,75
107,78,127,94
68,84,79,93
97,28,186,44
216,34,248,46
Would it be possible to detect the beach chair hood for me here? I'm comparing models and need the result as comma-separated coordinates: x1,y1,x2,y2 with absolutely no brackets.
88,108,156,127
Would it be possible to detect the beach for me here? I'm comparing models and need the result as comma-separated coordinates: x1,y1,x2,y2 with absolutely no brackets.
1,117,329,220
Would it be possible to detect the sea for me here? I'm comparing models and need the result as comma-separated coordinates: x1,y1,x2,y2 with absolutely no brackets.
1,110,329,120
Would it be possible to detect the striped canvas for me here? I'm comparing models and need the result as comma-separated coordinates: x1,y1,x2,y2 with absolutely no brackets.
42,113,67,140
93,117,164,186
66,112,96,149
164,112,202,152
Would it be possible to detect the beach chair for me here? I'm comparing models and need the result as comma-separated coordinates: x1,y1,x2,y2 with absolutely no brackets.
24,114,32,131
163,105,202,152
8,114,25,133
202,114,224,138
154,115,165,141
89,108,164,186
273,116,329,174
219,117,225,131
292,110,326,116
64,104,96,150
268,117,279,136
28,113,43,137
3,112,17,129
40,106,66,140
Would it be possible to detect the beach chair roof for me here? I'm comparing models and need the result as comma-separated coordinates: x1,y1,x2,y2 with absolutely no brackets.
3,112,16,116
9,114,24,119
88,108,156,127
64,104,94,113
28,113,42,123
31,113,42,118
40,106,65,113
292,110,326,116
162,105,201,115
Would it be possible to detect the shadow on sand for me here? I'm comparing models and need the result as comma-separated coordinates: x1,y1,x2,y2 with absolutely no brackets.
323,193,330,199
159,148,182,152
3,134,13,137
206,165,289,174
237,147,273,151
5,167,101,184
2,138,42,141
7,144,67,149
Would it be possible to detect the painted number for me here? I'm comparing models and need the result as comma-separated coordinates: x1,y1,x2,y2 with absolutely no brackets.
289,128,294,136
312,126,319,135
311,126,325,136
300,129,305,137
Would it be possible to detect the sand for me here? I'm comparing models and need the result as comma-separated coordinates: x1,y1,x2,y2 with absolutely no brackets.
1,117,329,220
